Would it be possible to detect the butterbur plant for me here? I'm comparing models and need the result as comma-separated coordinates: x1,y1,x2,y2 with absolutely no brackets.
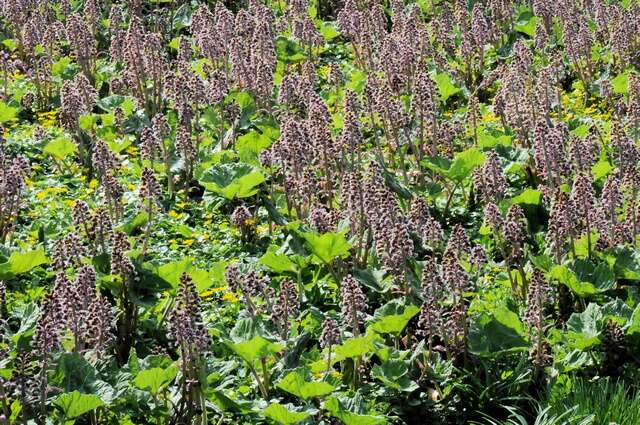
340,274,366,387
32,290,63,420
271,278,299,341
120,17,167,116
570,172,597,258
320,317,341,376
5,0,640,422
111,231,138,362
139,167,162,255
524,270,553,374
0,142,28,244
224,263,269,317
168,273,209,423
231,204,254,242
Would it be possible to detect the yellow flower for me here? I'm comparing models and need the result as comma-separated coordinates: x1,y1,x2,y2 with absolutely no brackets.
168,210,181,219
183,239,194,247
89,179,99,189
200,289,216,300
200,286,227,299
221,292,239,303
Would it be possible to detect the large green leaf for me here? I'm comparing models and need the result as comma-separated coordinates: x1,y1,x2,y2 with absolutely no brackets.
207,389,243,413
334,332,380,359
50,353,97,393
263,403,311,424
172,3,192,30
276,36,307,63
229,335,284,365
10,302,39,346
512,188,541,206
149,258,217,291
601,299,633,325
96,94,126,111
319,22,340,41
0,102,18,123
423,148,485,182
152,258,193,288
0,248,49,280
260,249,298,274
626,305,640,336
432,72,460,102
566,303,603,350
301,230,351,264
324,397,386,425
133,367,178,396
551,260,615,297
611,71,630,94
200,163,265,199
44,136,76,159
236,131,273,165
447,148,486,181
592,158,613,181
610,247,640,280
276,369,335,400
550,265,596,297
468,306,528,355
371,360,418,392
369,300,420,335
514,16,539,36
54,391,104,420
573,259,616,292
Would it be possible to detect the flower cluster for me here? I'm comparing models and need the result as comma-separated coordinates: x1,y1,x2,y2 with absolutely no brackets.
168,273,210,357
272,279,299,340
0,143,28,243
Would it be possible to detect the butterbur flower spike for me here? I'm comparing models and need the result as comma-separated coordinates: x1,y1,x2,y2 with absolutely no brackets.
271,279,299,341
340,275,367,335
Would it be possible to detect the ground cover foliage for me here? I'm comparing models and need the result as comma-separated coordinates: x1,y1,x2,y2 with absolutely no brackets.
1,0,640,423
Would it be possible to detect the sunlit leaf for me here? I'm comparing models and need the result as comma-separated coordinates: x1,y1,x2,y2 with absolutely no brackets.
324,397,386,425
301,230,351,264
133,367,178,396
432,72,460,102
263,403,311,424
277,369,335,400
0,248,49,280
229,335,284,365
566,303,603,350
371,360,418,392
512,188,541,206
369,300,420,335
200,163,265,199
468,305,528,355
54,391,104,419
0,102,18,124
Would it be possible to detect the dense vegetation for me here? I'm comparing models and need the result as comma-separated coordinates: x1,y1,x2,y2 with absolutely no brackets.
2,0,640,423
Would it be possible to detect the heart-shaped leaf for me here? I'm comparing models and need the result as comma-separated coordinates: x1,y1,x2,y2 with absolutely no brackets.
54,391,104,420
277,369,335,400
